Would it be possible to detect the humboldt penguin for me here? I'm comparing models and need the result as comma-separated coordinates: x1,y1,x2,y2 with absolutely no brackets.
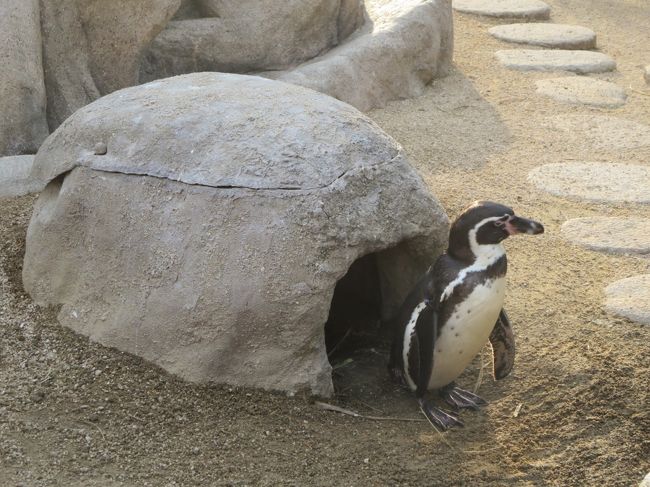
389,201,544,430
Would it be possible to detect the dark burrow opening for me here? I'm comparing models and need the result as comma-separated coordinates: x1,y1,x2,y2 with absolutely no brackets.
324,253,390,363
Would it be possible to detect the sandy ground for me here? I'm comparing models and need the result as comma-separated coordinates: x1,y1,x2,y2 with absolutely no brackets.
2,0,650,485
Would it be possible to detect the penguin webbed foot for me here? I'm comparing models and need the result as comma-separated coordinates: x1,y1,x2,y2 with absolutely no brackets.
440,384,487,411
418,398,464,431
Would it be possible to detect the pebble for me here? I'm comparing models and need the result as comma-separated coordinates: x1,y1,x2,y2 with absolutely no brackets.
453,0,551,19
0,155,46,198
94,142,108,155
489,24,596,49
561,217,650,255
528,162,650,204
535,77,626,108
604,275,650,325
546,114,650,151
645,66,650,85
495,49,616,73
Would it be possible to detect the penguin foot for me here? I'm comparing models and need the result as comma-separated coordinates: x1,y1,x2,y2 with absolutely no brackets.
418,399,464,431
441,386,487,411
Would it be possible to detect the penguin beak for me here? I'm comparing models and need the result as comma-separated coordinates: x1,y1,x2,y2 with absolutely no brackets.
505,216,544,236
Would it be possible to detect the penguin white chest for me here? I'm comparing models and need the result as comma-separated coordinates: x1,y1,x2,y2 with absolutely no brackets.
429,277,507,389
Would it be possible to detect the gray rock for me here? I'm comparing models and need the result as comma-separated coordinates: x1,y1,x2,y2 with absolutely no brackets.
528,162,650,204
495,49,616,74
453,0,550,19
275,0,453,112
561,217,650,256
604,275,650,326
546,114,650,151
141,1,343,79
640,472,650,487
535,77,626,108
40,0,180,128
0,0,49,155
0,156,46,198
24,73,449,396
142,0,453,113
489,23,596,49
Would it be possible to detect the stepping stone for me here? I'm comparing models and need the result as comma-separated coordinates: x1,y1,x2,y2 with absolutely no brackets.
495,49,616,73
528,162,650,204
562,217,650,255
536,77,626,108
547,114,650,150
0,155,46,198
604,275,650,325
452,0,550,19
489,24,596,49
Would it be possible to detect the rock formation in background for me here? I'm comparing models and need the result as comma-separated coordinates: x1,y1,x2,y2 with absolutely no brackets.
0,0,49,156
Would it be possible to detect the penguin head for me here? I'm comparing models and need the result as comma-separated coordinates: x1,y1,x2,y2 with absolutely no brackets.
448,201,544,261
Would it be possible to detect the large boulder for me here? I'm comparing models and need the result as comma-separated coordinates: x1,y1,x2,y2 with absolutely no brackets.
141,0,453,112
40,0,180,128
140,0,361,80
0,0,49,155
23,73,448,396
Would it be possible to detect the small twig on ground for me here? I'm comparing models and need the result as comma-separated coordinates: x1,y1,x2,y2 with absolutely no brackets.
327,329,352,358
513,403,523,418
629,85,650,97
331,358,354,371
473,347,488,394
81,420,106,442
315,401,425,423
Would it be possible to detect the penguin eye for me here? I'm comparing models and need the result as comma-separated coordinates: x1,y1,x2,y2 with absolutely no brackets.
494,215,509,228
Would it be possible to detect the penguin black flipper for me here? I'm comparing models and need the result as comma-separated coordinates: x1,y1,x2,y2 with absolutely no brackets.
489,309,515,380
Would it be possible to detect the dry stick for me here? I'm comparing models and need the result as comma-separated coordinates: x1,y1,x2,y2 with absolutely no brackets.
81,420,106,442
326,328,352,358
315,401,425,423
629,85,650,97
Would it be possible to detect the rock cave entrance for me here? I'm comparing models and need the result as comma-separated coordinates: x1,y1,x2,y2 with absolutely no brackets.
324,252,387,360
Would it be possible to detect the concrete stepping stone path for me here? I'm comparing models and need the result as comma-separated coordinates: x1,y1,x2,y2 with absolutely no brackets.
528,162,650,204
536,77,626,108
489,24,596,49
496,49,616,73
452,0,551,19
604,275,650,325
546,114,650,151
0,155,46,198
562,217,650,256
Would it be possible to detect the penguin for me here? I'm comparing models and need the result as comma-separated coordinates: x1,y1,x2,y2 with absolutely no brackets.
389,201,544,430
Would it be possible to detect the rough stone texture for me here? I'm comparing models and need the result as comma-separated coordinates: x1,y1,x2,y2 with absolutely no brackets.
535,77,627,108
453,0,550,19
645,65,650,84
40,0,180,129
528,162,650,204
274,0,454,112
546,114,650,151
142,0,452,113
495,49,616,74
141,0,345,79
0,0,49,156
561,217,650,256
23,73,449,396
489,23,596,49
0,156,46,198
604,275,650,326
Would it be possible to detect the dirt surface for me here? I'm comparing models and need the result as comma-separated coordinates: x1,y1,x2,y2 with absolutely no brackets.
1,0,649,485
